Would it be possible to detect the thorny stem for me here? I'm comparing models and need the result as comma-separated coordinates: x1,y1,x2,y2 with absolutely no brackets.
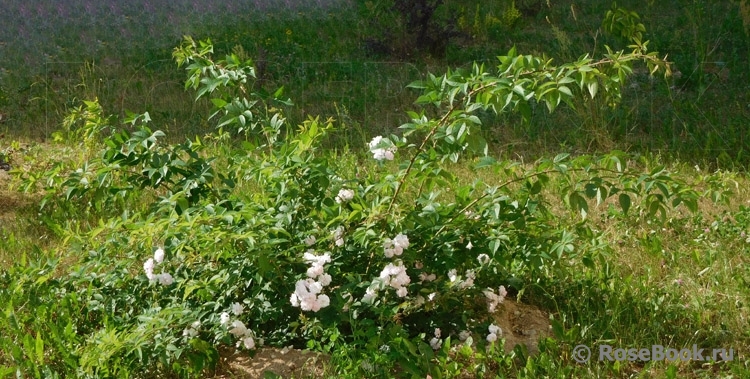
385,81,500,214
385,50,669,212
367,88,477,274
368,49,668,273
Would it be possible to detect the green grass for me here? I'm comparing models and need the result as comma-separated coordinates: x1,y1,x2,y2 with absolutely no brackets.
2,0,750,377
2,137,749,377
1,1,747,165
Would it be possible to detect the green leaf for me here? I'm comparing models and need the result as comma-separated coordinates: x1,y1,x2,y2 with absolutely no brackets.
619,193,631,214
35,331,44,363
407,80,427,89
553,153,570,163
467,134,488,156
474,156,496,169
401,338,419,357
649,165,665,176
647,200,660,218
671,197,682,208
587,81,599,98
273,86,285,98
569,192,588,218
210,98,227,108
489,239,501,254
682,198,698,213
530,180,542,195
655,182,670,198
456,123,468,142
558,85,572,97
176,197,189,214
584,183,598,199
417,340,435,360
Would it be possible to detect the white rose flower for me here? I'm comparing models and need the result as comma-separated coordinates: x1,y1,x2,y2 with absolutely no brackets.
318,273,332,286
335,188,355,203
489,324,502,336
153,248,165,264
219,312,230,326
229,320,248,337
486,333,498,343
242,336,255,349
157,272,173,286
304,235,316,246
143,258,155,280
232,302,244,316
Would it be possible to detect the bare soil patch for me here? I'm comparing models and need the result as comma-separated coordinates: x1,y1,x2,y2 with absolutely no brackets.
211,346,329,379
491,298,551,355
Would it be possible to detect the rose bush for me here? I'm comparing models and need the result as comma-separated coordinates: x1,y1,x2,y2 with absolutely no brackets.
3,33,706,377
